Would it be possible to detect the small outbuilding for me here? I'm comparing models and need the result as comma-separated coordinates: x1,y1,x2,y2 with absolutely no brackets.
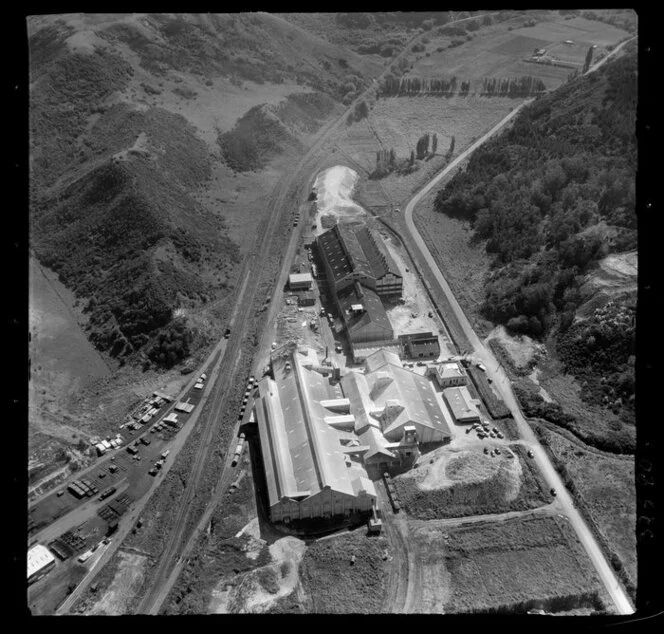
442,386,481,424
288,272,313,291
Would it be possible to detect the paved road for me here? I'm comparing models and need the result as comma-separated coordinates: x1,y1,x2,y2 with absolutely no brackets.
402,76,634,615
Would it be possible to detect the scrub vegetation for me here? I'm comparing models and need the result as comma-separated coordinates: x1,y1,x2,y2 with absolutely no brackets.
432,50,636,432
431,515,607,613
299,529,389,613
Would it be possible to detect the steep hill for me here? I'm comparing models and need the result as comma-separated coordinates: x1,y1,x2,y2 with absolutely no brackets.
28,13,382,368
433,49,637,441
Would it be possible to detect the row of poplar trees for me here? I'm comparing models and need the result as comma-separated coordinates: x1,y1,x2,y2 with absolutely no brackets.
375,132,457,171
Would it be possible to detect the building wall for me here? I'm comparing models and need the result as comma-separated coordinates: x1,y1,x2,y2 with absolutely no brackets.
436,374,466,388
270,487,375,522
383,421,448,445
375,273,403,297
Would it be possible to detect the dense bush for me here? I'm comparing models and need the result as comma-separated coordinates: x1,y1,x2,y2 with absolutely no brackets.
434,53,636,340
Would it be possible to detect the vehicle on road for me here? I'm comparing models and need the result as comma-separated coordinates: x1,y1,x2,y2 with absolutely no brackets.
57,490,64,497
477,363,486,372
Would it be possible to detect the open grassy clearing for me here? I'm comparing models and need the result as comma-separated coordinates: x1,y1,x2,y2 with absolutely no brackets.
412,514,607,613
533,423,636,587
393,443,551,520
411,186,493,336
409,14,631,91
299,529,389,613
361,96,516,207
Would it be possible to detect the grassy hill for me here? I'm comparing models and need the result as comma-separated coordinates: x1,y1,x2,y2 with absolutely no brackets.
432,49,637,448
28,13,384,369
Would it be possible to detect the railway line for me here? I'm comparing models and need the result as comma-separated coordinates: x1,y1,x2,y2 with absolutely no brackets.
54,12,503,615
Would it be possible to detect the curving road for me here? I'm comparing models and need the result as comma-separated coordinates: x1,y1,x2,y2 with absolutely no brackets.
402,80,634,615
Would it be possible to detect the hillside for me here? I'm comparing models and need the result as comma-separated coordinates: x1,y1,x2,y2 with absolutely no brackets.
432,50,637,447
28,13,381,368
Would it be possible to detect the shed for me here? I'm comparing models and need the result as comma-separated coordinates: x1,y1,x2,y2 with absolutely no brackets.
288,272,313,291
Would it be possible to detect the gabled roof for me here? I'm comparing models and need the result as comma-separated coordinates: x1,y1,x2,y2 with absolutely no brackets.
342,350,452,439
318,224,401,284
255,347,374,509
354,226,402,281
337,283,393,339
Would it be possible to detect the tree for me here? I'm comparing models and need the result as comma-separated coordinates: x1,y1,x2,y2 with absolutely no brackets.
583,45,594,73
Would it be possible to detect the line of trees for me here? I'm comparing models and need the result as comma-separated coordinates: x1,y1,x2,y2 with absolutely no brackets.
582,45,594,73
380,75,462,96
481,75,547,96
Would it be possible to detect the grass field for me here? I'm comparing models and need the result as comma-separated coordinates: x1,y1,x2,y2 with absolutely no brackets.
409,14,631,91
534,423,636,587
412,514,607,613
411,186,493,336
299,529,389,613
393,443,551,520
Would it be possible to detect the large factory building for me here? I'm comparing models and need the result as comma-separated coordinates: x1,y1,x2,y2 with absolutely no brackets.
317,223,403,298
254,346,376,524
341,349,452,449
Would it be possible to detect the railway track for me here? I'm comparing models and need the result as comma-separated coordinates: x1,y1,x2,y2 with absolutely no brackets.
64,12,501,615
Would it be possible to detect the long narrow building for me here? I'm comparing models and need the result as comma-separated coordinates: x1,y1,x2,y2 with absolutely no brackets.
254,346,376,523
317,223,403,298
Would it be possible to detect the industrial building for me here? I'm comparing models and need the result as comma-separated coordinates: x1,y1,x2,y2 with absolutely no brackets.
28,544,56,584
317,224,402,298
336,282,395,358
341,349,452,455
297,290,316,306
254,346,376,524
288,272,313,291
430,360,467,388
442,385,481,424
175,401,195,413
399,331,441,359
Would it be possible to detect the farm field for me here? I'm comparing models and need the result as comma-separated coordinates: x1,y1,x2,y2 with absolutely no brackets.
534,424,636,587
299,529,389,613
393,443,552,520
409,14,632,91
347,96,517,212
413,514,608,613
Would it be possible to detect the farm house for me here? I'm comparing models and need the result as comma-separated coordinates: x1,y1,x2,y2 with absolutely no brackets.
254,346,376,524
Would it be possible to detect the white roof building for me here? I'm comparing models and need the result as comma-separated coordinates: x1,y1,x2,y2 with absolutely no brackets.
28,545,55,582
254,346,376,523
341,349,452,447
442,385,481,423
432,361,467,388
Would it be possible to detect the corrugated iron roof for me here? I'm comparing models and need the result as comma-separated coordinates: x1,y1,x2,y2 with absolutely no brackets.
337,284,393,340
255,348,373,510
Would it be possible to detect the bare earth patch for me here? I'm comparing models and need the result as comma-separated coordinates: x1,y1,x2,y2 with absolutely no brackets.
86,551,148,615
